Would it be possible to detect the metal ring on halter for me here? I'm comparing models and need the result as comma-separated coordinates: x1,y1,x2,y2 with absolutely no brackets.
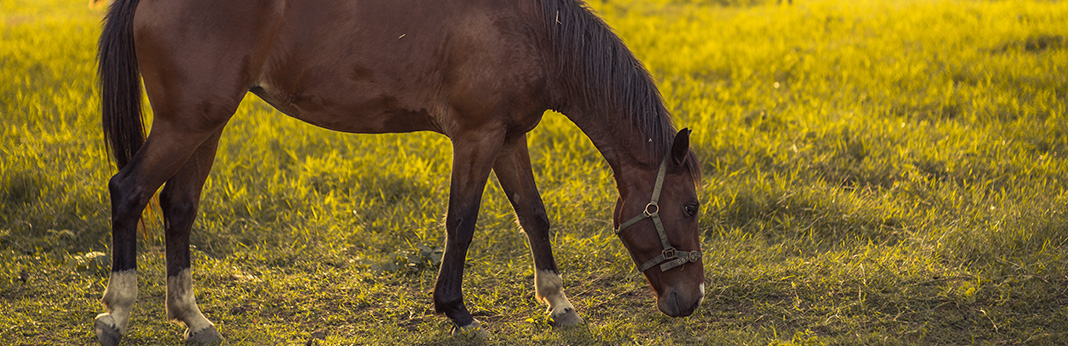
643,203,658,216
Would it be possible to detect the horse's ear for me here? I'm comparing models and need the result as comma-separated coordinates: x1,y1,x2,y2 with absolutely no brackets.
670,128,691,166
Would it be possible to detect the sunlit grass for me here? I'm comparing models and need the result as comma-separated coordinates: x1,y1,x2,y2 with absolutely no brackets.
2,0,1067,344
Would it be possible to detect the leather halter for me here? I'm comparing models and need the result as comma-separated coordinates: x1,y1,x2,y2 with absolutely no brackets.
614,156,702,272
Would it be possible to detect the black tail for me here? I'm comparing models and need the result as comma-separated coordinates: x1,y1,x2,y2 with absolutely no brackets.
99,0,143,169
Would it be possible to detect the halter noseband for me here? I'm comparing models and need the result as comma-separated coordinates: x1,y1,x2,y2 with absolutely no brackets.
614,156,702,272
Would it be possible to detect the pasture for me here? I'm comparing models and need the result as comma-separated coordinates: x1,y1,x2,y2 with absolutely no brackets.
2,0,1067,343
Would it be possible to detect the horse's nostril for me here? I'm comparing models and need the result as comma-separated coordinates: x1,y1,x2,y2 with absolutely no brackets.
656,292,677,316
658,290,692,317
657,287,705,317
671,291,682,314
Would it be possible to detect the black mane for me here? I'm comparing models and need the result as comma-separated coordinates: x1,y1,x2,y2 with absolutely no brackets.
539,0,677,163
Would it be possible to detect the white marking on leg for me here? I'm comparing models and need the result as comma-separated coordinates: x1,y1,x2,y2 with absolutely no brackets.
97,269,138,334
534,270,575,316
167,268,214,333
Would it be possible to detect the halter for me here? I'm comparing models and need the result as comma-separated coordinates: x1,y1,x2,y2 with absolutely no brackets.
614,156,703,272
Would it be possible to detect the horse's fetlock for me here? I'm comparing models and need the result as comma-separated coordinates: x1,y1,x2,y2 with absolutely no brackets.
433,297,456,312
102,270,138,308
534,270,564,300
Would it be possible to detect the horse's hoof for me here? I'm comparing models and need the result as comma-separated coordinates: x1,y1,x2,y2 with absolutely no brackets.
184,325,223,345
548,308,584,328
93,315,122,346
452,319,492,339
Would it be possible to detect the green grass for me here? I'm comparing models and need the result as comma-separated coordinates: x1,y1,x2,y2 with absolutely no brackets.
3,0,1068,344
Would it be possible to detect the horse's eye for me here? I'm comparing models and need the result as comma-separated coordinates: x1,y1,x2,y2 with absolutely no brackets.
684,204,698,217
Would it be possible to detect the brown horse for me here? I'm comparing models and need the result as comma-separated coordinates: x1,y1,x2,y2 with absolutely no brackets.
95,0,704,343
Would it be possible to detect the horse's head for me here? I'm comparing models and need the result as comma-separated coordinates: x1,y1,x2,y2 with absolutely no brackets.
614,128,704,317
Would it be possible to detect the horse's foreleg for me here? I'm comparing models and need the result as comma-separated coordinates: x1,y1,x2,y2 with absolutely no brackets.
160,129,224,343
433,128,505,335
96,121,223,345
492,134,583,327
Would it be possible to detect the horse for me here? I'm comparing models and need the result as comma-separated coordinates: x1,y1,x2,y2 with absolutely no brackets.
94,0,704,343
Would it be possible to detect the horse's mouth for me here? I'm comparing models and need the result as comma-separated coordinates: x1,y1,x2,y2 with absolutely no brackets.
656,289,703,317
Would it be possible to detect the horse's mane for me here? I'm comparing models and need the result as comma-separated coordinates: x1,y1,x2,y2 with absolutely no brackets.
539,0,700,182
539,1,674,155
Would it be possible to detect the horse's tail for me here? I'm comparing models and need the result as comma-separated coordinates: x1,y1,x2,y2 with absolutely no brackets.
100,0,158,234
99,0,143,169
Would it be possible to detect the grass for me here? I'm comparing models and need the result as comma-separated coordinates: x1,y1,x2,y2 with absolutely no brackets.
2,0,1068,344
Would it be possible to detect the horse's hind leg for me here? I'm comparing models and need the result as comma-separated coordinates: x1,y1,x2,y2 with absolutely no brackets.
95,1,270,342
95,119,230,345
96,69,242,346
492,134,583,327
160,129,224,343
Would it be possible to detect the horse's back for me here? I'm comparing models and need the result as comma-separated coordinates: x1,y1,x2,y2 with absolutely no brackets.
135,0,551,136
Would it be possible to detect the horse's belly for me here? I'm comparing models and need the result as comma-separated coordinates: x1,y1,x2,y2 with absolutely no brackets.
249,84,442,134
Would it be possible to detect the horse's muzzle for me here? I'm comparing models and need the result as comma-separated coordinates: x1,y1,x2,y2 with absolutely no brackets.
656,286,703,317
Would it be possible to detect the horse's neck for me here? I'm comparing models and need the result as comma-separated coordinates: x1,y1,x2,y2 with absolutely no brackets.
551,57,669,181
538,0,671,181
559,104,658,176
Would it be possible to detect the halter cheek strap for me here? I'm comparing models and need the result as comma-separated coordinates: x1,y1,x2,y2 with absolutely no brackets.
614,157,702,272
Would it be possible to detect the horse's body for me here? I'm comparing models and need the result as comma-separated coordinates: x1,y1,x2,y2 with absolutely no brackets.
253,1,547,135
95,0,704,343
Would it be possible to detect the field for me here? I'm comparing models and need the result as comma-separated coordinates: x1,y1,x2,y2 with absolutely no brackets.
2,0,1068,344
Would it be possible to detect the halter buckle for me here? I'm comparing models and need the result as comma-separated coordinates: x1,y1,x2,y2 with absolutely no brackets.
662,248,676,259
689,251,702,263
643,203,659,217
